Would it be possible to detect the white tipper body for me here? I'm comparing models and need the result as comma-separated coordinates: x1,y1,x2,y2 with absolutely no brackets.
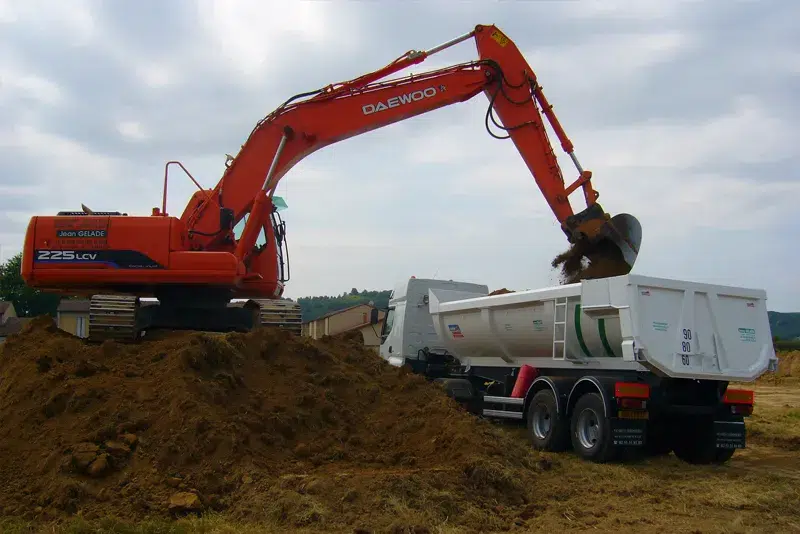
380,275,778,382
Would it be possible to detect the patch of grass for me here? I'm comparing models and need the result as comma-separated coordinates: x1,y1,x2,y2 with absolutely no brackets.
739,381,800,451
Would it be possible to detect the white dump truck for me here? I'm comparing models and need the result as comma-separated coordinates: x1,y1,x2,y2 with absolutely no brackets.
377,274,778,464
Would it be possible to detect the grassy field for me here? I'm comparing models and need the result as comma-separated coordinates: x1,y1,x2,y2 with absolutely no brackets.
2,382,798,533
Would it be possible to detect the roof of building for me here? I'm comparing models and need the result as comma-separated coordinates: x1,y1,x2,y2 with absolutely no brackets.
0,317,31,337
57,299,91,313
302,303,381,324
0,301,11,315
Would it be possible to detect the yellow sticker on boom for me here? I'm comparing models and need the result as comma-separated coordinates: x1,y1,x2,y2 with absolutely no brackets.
490,29,509,47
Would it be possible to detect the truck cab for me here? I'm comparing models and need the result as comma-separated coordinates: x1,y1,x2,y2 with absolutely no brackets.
378,277,488,367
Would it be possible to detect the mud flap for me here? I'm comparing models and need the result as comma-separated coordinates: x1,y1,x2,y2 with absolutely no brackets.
609,417,647,447
713,420,746,449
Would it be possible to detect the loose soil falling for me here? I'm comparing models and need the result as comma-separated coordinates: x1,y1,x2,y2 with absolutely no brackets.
0,317,550,532
551,238,632,284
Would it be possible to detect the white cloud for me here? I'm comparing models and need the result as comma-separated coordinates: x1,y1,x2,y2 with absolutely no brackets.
523,30,693,98
583,95,794,171
560,0,702,21
116,121,148,141
0,65,63,106
195,0,362,83
0,1,797,310
135,62,181,89
0,0,99,45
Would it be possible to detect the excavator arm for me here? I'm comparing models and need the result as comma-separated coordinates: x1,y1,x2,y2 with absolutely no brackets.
182,24,641,271
20,24,642,342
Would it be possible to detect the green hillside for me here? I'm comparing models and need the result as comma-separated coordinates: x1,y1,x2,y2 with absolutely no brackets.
296,288,392,323
769,311,800,341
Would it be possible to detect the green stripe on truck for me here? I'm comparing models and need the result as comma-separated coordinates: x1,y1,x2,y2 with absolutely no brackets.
574,304,593,358
598,319,618,358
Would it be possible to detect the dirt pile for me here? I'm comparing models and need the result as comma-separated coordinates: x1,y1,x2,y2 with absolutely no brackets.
768,350,800,379
551,238,631,284
0,317,550,532
488,288,515,296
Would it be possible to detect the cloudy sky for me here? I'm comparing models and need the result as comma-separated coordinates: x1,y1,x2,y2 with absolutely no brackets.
1,0,798,311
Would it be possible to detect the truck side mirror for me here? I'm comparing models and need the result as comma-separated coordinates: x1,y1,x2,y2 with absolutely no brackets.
370,308,379,325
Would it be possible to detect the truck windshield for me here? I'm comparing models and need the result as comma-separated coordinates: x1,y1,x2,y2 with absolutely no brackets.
381,307,395,342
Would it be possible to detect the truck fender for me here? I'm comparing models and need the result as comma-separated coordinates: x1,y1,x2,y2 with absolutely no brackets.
433,377,476,403
566,376,616,419
524,376,575,419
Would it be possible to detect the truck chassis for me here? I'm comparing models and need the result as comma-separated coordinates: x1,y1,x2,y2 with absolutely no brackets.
407,351,752,464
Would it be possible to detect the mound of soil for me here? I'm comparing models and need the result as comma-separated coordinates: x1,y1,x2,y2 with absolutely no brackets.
0,317,550,532
488,288,515,296
771,350,800,378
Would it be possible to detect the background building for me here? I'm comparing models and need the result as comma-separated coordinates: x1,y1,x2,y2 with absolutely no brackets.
301,303,385,352
56,299,91,338
0,302,30,343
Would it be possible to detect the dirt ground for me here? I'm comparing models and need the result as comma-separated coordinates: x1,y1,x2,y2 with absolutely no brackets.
0,321,797,533
4,380,796,534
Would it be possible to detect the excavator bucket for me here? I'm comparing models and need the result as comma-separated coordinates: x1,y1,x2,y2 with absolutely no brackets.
556,205,642,282
597,213,642,269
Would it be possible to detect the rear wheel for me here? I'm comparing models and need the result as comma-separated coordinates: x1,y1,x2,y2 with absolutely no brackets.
435,378,478,414
527,389,569,451
672,416,740,465
644,418,673,457
570,392,617,463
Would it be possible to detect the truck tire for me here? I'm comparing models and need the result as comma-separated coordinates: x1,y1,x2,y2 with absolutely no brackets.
644,419,673,457
527,389,569,452
672,416,739,465
570,392,617,463
434,378,478,414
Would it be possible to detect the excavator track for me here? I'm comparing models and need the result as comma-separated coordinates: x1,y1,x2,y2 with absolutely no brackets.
254,299,303,336
88,294,141,343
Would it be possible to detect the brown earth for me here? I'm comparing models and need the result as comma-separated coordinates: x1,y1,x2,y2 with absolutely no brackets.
773,350,800,378
0,316,550,532
488,288,514,296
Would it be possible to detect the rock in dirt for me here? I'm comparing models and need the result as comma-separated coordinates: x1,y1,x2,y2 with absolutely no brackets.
104,440,131,458
0,316,550,532
71,442,100,471
168,491,204,513
87,454,110,478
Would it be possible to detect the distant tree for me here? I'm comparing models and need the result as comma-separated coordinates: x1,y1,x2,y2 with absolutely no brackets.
0,252,61,317
350,288,359,296
297,289,392,322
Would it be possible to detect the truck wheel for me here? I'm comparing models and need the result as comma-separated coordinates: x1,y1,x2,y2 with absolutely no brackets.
644,420,673,456
434,378,478,413
672,416,739,465
570,392,617,463
527,389,569,452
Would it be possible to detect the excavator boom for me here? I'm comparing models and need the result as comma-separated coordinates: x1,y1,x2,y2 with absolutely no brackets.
20,24,641,342
182,25,640,269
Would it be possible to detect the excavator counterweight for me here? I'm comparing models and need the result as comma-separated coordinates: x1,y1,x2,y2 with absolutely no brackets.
21,24,641,342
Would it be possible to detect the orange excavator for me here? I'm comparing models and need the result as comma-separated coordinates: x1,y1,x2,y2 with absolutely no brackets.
21,24,642,342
